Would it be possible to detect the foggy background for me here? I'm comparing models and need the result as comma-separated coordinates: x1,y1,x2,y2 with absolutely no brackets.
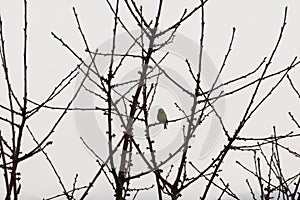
0,0,300,199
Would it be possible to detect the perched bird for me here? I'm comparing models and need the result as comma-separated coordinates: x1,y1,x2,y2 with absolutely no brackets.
157,108,168,129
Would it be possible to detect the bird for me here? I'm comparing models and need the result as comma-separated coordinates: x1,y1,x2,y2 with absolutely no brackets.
157,108,168,129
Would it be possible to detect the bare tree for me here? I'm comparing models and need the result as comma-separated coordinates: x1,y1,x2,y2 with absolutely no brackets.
0,1,91,199
1,1,300,200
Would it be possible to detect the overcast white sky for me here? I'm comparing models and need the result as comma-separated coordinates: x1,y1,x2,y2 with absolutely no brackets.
0,0,300,199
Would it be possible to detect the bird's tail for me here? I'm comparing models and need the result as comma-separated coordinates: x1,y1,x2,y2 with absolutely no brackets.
164,121,168,129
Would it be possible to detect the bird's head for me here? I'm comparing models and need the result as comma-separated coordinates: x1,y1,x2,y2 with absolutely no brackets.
158,108,164,113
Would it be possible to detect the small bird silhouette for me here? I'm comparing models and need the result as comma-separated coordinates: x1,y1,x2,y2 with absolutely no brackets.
157,108,168,129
